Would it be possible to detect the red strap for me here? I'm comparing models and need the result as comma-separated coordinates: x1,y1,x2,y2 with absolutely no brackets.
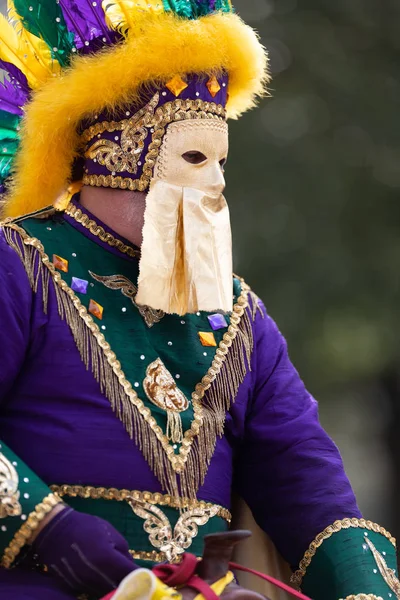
153,554,219,600
153,553,198,587
101,553,312,600
228,562,311,600
153,554,311,600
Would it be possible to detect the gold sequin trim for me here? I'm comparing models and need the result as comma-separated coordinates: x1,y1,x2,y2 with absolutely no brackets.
0,453,22,518
291,518,397,589
81,95,226,143
129,550,166,562
129,499,220,563
49,485,231,522
82,92,226,192
340,596,385,600
65,203,140,258
1,493,62,569
3,222,253,501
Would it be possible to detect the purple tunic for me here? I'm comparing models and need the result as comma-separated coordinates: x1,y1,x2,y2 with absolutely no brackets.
0,208,361,598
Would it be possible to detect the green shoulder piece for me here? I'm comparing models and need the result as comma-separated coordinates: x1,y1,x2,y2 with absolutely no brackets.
0,441,61,568
293,519,399,600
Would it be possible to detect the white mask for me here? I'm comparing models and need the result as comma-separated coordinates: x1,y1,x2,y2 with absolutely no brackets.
136,119,232,315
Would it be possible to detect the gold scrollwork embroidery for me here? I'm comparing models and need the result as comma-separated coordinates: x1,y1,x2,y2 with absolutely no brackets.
129,498,219,563
0,453,22,518
65,203,140,259
89,272,165,328
143,358,189,443
291,518,397,590
365,537,400,598
85,94,159,175
82,93,226,192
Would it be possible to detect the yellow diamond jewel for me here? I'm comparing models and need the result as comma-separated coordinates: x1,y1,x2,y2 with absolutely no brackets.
198,332,217,347
88,299,104,320
206,76,221,98
165,75,188,97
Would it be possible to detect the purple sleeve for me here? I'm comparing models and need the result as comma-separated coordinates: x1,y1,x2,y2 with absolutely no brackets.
234,299,362,569
0,228,32,401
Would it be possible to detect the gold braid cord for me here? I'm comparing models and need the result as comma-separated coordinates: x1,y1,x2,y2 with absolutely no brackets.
82,92,227,192
3,223,259,501
65,203,140,258
1,493,62,568
291,518,397,590
50,485,231,522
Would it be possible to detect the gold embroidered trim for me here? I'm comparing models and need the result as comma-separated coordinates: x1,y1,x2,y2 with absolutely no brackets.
129,499,219,563
291,518,397,589
0,453,22,518
84,94,160,176
49,485,231,522
89,271,164,328
1,493,62,569
81,95,226,143
4,222,253,501
82,92,226,192
340,596,385,600
65,203,140,258
143,358,189,443
365,537,400,597
129,550,166,563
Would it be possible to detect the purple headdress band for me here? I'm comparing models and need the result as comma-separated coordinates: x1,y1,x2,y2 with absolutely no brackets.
81,73,229,192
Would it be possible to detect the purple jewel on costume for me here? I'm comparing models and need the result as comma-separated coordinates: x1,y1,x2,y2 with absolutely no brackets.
71,277,89,295
208,314,228,331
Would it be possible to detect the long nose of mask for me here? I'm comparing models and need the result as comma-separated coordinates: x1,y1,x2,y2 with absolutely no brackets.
136,118,232,316
136,179,233,315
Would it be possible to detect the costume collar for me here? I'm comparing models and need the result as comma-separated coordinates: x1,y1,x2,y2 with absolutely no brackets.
63,195,140,262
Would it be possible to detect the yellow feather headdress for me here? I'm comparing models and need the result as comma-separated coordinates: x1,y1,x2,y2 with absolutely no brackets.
0,0,269,217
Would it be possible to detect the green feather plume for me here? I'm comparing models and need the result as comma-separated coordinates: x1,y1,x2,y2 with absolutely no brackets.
11,0,75,67
0,110,20,185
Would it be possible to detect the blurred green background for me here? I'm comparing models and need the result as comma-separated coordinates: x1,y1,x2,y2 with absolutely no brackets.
1,0,399,540
229,0,400,538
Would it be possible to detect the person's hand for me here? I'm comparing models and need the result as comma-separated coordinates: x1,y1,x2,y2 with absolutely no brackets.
32,507,137,597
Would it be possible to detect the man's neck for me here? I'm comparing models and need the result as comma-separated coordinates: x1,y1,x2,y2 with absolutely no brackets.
79,186,147,249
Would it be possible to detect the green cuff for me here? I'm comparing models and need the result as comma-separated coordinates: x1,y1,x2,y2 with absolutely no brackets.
292,519,398,600
0,441,53,560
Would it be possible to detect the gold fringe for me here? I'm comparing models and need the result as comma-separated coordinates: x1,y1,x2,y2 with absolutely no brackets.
3,223,262,500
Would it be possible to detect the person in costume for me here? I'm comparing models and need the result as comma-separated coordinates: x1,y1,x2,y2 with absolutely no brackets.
0,1,398,599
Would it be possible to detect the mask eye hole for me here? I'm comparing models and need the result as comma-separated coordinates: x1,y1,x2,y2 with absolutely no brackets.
182,151,207,165
219,158,227,169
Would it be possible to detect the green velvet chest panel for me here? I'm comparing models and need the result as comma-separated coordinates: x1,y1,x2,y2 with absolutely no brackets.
14,214,252,499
